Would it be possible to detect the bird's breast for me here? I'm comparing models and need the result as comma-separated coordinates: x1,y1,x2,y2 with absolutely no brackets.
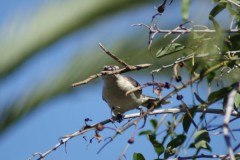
102,75,142,114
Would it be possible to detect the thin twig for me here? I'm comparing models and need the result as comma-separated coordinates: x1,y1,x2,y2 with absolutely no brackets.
151,53,209,73
213,128,240,136
118,143,130,160
72,63,151,87
133,22,239,50
98,43,133,69
207,117,239,131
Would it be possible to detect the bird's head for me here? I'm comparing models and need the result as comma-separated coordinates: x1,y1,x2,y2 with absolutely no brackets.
102,65,120,81
103,65,119,71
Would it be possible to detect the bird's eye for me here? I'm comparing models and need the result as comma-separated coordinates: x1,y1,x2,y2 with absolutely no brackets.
103,66,110,71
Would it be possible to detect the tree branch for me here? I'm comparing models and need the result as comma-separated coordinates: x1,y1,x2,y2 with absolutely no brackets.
222,82,240,160
71,63,151,87
71,43,152,87
29,107,240,160
178,153,240,159
132,23,239,34
98,43,133,69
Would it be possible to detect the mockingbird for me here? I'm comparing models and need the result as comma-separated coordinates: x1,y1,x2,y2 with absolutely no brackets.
102,65,159,116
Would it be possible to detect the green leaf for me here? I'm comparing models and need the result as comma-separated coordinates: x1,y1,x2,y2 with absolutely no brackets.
183,106,197,133
164,134,186,159
189,129,212,151
194,140,209,149
133,152,145,160
207,72,216,84
208,86,232,102
181,0,191,20
194,129,210,143
150,119,158,130
234,93,240,111
209,15,223,40
148,134,165,156
139,130,153,136
208,15,219,28
153,142,165,156
209,2,227,18
189,141,212,151
149,134,157,141
156,43,185,58
194,92,206,104
167,134,186,148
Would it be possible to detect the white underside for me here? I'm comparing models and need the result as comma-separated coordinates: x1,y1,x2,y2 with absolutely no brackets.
102,74,147,115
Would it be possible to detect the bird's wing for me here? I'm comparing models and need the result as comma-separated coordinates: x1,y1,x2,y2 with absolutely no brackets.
102,96,107,102
141,95,159,108
142,94,170,108
124,75,142,94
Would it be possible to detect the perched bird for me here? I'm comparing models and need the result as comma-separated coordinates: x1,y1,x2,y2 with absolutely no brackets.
102,65,159,116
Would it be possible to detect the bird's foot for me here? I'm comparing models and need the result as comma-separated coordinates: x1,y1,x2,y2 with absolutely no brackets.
115,113,124,123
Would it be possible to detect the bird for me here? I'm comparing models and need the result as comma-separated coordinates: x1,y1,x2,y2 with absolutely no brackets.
102,65,159,117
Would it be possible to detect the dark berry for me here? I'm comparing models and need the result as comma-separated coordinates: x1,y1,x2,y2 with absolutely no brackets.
96,123,104,131
177,94,183,100
175,76,182,82
164,82,171,89
157,5,165,13
128,137,134,144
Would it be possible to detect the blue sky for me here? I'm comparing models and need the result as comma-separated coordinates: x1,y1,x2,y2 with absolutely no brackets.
0,1,238,160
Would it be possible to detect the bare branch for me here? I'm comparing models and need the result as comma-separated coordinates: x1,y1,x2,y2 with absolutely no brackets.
132,23,239,34
151,53,209,73
178,153,240,159
29,107,240,160
72,63,151,87
222,82,240,160
71,42,153,87
133,22,239,51
98,43,133,69
72,73,103,87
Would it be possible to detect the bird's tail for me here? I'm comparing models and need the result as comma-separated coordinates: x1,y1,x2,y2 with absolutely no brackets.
142,95,169,109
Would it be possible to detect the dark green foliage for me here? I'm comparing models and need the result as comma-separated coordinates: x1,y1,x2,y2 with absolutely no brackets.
183,106,198,133
133,152,145,160
208,86,232,103
189,129,212,151
164,134,186,159
149,134,165,157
